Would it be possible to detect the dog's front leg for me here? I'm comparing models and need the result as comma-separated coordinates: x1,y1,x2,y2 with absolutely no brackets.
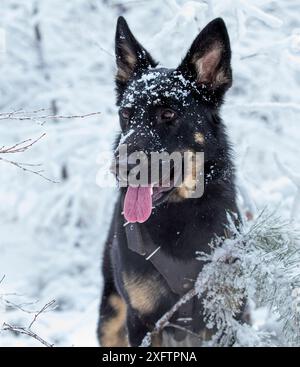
126,309,151,347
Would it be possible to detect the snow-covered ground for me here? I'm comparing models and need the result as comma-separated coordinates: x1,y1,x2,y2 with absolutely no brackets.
0,0,300,346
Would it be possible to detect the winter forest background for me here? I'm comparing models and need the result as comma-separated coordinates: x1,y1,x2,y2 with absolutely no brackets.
0,0,300,347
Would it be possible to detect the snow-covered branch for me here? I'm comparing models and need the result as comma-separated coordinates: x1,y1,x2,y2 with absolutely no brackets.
0,133,57,183
3,323,54,347
0,134,46,154
0,109,101,123
1,299,56,347
1,274,56,347
0,109,101,182
141,288,197,347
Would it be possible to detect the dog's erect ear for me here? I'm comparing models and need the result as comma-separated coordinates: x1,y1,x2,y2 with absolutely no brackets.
178,18,232,93
115,17,157,86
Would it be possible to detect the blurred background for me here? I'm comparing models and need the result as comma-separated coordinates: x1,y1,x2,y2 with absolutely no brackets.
0,0,299,346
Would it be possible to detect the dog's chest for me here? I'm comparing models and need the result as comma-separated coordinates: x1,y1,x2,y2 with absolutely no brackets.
125,223,203,296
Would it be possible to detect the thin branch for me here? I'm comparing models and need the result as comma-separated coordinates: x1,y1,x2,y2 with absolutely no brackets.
2,299,56,347
95,42,114,58
2,323,54,347
0,156,58,183
141,288,196,346
0,275,5,285
0,109,101,182
0,110,101,122
167,322,203,340
1,298,38,314
29,300,56,329
0,133,46,154
0,133,57,182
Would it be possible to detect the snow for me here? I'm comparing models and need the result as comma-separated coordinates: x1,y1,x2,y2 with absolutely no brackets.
122,74,193,111
0,0,300,346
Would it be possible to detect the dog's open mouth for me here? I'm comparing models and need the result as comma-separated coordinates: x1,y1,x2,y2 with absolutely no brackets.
123,182,175,223
118,159,181,223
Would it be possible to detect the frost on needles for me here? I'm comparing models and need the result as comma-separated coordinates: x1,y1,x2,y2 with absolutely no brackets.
195,210,300,347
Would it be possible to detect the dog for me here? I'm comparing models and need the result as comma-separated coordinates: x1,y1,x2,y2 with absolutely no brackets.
97,16,240,347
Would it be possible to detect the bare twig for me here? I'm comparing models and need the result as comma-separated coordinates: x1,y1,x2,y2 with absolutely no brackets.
0,134,46,154
1,298,38,314
0,275,5,285
2,299,56,347
0,110,101,122
0,133,56,181
0,109,101,181
0,156,58,183
29,300,56,329
3,323,54,347
167,322,203,340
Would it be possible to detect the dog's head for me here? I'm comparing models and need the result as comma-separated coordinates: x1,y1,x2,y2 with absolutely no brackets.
113,17,233,223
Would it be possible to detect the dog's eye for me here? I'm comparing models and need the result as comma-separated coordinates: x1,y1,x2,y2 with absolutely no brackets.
120,108,131,120
158,108,177,124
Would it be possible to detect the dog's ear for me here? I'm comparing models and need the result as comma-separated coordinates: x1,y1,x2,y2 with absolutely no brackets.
178,18,232,95
115,17,157,88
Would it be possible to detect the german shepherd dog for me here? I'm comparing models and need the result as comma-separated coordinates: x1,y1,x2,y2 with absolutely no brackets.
98,16,240,347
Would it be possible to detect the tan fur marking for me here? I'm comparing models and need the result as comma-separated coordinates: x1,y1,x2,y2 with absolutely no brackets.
100,295,128,347
178,151,197,199
194,132,205,145
171,150,203,200
123,272,167,314
151,333,163,347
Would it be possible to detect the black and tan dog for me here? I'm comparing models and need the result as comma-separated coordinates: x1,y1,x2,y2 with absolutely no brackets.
98,16,240,347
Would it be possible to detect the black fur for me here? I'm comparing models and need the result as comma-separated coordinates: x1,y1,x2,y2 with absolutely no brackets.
98,16,240,347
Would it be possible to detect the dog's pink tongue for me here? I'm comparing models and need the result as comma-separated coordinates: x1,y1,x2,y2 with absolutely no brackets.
124,186,152,223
